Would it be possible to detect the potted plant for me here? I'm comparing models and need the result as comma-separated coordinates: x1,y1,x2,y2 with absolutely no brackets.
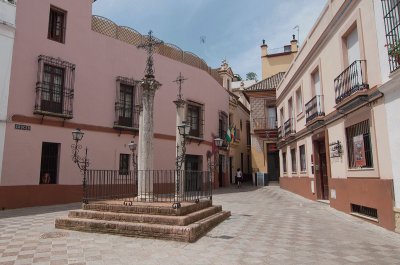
386,42,400,64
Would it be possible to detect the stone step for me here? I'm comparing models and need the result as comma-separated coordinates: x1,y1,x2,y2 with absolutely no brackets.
68,205,223,226
82,200,212,216
55,210,231,242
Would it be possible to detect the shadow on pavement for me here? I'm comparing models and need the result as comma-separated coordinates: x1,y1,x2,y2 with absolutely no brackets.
0,203,81,219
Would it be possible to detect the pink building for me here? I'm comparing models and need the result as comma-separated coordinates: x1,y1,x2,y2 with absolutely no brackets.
0,0,229,209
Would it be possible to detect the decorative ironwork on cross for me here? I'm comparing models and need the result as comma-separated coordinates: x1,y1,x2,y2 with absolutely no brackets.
173,72,187,100
137,30,164,78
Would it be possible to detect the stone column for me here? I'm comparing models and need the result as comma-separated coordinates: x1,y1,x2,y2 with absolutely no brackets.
174,98,186,200
137,77,161,201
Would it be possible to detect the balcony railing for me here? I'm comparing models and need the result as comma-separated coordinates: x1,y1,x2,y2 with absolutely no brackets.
253,117,277,130
382,0,400,72
334,60,368,104
113,104,140,130
278,126,284,141
284,118,295,137
305,95,325,124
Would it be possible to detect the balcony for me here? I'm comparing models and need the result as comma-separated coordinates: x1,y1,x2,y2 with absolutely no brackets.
305,95,325,125
334,60,369,108
253,117,277,130
113,104,140,131
278,126,284,141
253,117,278,140
284,118,296,139
382,0,400,72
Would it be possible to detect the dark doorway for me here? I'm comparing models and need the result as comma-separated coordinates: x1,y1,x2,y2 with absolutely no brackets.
185,155,202,192
219,155,224,187
40,142,59,184
229,157,233,184
267,152,280,181
314,139,329,200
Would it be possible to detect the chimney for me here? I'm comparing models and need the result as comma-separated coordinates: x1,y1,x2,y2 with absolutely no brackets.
290,34,298,52
261,39,268,57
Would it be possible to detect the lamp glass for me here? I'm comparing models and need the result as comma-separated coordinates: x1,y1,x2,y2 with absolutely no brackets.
72,128,84,141
214,138,223,147
128,141,137,151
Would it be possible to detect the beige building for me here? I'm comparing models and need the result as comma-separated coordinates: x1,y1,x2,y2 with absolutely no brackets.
218,61,251,184
243,38,297,183
277,0,395,230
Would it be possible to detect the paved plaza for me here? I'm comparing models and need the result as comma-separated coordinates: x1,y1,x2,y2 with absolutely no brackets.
1,185,400,265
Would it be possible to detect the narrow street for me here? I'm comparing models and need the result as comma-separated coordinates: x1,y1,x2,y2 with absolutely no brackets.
1,185,400,265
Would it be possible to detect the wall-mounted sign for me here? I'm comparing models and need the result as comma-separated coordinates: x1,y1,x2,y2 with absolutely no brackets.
15,124,31,131
329,140,342,158
353,135,366,167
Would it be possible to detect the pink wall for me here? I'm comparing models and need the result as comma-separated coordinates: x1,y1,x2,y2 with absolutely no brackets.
1,0,228,186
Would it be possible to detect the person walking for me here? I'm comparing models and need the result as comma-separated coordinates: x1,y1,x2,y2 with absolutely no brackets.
237,168,243,188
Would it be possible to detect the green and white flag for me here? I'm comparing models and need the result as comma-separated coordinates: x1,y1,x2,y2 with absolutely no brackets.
225,127,232,143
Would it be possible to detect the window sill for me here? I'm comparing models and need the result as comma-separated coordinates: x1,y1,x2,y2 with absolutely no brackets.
186,136,204,141
113,125,139,131
347,167,374,172
34,110,73,119
297,112,304,121
350,212,378,223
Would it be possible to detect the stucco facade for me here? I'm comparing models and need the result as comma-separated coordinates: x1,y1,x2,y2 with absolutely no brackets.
277,0,395,230
0,0,229,209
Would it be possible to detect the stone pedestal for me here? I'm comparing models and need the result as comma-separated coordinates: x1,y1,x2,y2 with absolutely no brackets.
394,208,400,233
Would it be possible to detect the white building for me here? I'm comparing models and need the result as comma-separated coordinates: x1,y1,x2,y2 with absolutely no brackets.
0,0,16,183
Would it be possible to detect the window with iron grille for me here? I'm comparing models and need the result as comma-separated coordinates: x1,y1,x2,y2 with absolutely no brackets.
48,6,66,43
291,148,297,173
219,111,228,140
34,55,75,118
282,152,287,173
246,121,251,146
119,154,130,175
299,145,307,172
382,0,400,72
345,119,373,169
187,101,204,138
114,77,141,130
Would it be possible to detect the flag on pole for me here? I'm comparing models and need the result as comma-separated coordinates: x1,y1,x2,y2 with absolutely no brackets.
225,127,231,143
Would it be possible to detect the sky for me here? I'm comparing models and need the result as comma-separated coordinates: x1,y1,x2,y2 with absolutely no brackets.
92,0,327,80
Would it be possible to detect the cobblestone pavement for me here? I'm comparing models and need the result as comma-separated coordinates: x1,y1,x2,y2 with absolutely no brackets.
1,185,400,265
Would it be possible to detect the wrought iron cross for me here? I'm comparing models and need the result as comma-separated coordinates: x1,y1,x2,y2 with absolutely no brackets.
173,72,187,100
137,30,164,78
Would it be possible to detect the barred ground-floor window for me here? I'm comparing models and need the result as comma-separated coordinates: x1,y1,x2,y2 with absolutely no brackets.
345,119,373,169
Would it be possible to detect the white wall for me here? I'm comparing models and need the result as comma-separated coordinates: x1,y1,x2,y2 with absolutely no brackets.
0,0,16,182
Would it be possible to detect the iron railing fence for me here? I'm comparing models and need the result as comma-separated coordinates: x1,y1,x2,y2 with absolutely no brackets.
334,60,368,104
305,95,325,123
252,117,277,130
284,118,296,136
84,170,212,207
382,0,400,72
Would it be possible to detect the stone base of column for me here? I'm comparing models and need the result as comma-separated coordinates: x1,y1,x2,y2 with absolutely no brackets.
394,207,400,233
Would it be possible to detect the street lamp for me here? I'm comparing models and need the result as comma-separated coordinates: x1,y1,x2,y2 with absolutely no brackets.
176,121,191,171
71,128,90,203
128,140,138,172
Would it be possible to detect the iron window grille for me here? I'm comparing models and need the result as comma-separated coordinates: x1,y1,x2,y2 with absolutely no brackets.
382,0,400,72
219,111,228,140
299,145,307,172
291,148,297,173
114,76,141,130
34,55,75,119
48,6,66,43
351,203,378,219
345,119,373,169
282,152,287,173
186,101,204,139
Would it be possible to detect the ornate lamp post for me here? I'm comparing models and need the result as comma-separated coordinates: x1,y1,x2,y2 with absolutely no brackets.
176,121,191,171
71,128,90,203
207,138,224,198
